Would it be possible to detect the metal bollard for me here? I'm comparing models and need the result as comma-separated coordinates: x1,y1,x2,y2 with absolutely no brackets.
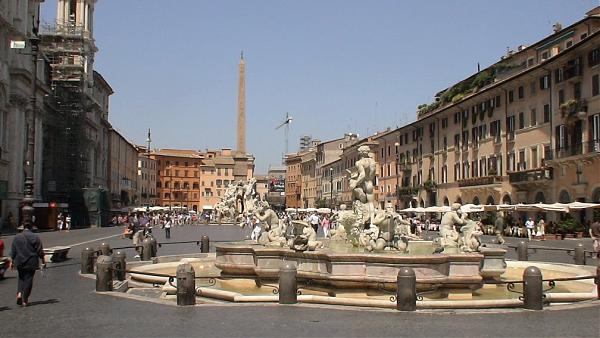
574,243,586,265
141,238,153,261
278,263,297,304
80,247,95,274
95,255,113,292
99,242,111,256
176,263,196,306
517,241,528,261
149,236,158,257
201,235,210,253
396,267,417,311
113,251,126,281
523,266,543,310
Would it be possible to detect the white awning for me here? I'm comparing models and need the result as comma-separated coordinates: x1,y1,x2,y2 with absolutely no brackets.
202,205,214,210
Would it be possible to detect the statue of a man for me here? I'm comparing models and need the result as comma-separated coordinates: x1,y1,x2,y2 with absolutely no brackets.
350,145,376,224
439,203,467,251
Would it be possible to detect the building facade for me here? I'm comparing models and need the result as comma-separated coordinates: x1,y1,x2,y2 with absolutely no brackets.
137,146,157,207
0,0,48,230
284,153,302,208
368,8,600,221
109,129,139,208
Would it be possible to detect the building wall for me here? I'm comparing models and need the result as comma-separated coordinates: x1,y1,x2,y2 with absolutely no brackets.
285,154,302,208
109,129,138,207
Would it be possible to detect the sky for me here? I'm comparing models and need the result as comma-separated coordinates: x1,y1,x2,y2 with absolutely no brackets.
41,0,597,173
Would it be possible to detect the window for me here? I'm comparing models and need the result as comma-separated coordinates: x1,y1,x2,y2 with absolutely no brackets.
508,90,514,103
495,95,501,107
589,47,600,67
518,86,524,99
593,74,600,96
442,117,448,129
508,152,515,171
454,112,460,124
518,112,525,129
507,116,515,132
454,163,460,181
490,120,501,143
555,68,564,83
454,134,460,148
566,40,573,49
574,82,581,100
543,104,551,123
558,89,565,105
540,75,550,89
530,108,537,126
184,161,188,167
441,165,448,183
518,149,526,170
527,57,534,67
541,50,549,60
530,81,536,96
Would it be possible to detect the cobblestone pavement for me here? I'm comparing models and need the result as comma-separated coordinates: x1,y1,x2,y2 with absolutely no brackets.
1,225,598,337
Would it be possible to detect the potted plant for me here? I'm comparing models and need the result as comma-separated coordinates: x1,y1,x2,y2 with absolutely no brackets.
559,215,577,239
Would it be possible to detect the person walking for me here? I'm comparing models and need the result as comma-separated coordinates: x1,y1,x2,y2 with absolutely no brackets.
10,224,46,307
321,215,331,238
163,216,172,239
590,219,600,259
525,217,535,240
537,219,546,241
309,212,320,234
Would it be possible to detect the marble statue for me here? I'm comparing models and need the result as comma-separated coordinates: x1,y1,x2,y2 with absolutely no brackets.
255,202,287,247
438,203,467,253
458,219,483,252
289,220,322,251
330,204,352,241
214,178,261,224
371,203,420,252
349,145,376,227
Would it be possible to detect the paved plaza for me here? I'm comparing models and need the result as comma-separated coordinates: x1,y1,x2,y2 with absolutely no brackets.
1,225,599,338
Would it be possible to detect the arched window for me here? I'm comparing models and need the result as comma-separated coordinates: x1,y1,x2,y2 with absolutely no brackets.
486,195,495,205
502,194,512,205
473,196,480,205
443,197,450,206
534,191,546,203
558,190,571,203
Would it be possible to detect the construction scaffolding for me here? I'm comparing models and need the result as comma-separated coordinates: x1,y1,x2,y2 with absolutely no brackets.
39,21,96,227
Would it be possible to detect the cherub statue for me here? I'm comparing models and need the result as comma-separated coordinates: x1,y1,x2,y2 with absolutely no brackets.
458,219,483,253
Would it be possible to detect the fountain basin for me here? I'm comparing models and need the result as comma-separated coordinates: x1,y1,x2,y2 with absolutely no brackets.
215,242,496,291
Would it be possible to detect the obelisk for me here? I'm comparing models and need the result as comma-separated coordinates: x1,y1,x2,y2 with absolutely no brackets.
237,51,246,154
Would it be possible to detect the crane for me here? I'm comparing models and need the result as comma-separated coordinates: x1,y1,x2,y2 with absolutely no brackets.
276,112,293,163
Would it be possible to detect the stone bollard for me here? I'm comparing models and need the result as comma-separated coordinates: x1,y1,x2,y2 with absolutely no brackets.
517,241,528,261
141,238,153,261
574,243,586,265
523,266,543,310
99,242,111,256
396,267,417,311
176,263,196,306
279,263,297,304
201,235,210,253
80,247,95,274
96,255,113,292
149,236,158,257
113,251,126,281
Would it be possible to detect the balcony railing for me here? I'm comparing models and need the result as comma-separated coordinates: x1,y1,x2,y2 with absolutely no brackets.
556,143,583,158
397,186,419,197
457,175,502,187
508,167,553,184
398,163,413,172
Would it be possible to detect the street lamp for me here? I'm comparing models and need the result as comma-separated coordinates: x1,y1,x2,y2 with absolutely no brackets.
394,141,400,211
21,14,40,229
329,167,334,209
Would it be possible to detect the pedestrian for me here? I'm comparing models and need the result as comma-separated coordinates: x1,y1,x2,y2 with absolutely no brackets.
10,224,46,307
0,231,10,279
309,212,320,234
65,214,71,231
163,216,172,239
525,217,535,240
321,215,331,238
537,219,546,241
590,218,600,259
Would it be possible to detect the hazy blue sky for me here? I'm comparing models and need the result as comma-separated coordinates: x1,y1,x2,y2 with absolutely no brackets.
41,0,596,173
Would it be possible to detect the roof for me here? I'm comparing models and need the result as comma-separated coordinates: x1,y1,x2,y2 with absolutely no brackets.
152,149,204,158
93,71,114,95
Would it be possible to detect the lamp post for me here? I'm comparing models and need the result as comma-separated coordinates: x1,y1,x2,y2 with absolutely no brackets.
394,141,400,211
329,167,334,209
21,14,40,229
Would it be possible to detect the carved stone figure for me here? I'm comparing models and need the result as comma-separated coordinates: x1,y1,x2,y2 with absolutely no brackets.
438,203,467,252
255,202,287,247
330,204,352,241
349,145,376,226
289,220,322,251
458,219,483,252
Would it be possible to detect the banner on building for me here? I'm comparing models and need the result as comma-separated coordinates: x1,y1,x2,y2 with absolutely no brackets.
268,177,285,193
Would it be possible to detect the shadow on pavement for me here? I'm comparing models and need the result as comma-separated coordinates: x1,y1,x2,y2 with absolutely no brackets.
0,306,10,311
26,299,60,307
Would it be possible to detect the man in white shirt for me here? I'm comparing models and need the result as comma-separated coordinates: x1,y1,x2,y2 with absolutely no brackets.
525,217,535,241
309,213,320,234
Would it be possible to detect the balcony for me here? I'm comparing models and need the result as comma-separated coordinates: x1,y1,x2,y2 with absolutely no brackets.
397,186,419,198
556,143,583,159
457,175,502,187
398,163,413,172
508,167,553,184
